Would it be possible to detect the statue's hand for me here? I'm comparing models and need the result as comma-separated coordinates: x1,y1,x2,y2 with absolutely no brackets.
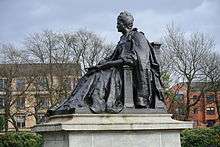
86,66,99,71
98,59,107,65
85,65,101,76
86,59,123,72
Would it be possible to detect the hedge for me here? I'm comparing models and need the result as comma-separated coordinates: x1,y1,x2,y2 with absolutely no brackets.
181,126,220,147
0,132,43,147
0,126,219,147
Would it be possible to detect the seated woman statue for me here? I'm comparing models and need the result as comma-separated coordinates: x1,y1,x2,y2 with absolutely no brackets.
47,11,165,116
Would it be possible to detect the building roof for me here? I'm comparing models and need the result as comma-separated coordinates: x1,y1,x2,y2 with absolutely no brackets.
0,63,81,77
174,82,220,92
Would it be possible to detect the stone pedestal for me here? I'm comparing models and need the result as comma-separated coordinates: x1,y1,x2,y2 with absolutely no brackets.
32,114,192,147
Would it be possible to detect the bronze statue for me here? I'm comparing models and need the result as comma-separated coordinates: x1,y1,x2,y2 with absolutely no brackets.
47,11,165,116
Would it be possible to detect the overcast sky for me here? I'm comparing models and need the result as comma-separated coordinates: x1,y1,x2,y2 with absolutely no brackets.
0,0,219,52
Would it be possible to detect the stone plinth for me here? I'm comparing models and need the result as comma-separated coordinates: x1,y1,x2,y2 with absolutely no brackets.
32,114,193,147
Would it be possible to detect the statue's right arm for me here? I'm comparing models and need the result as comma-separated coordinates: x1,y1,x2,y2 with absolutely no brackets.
98,44,120,65
97,59,124,69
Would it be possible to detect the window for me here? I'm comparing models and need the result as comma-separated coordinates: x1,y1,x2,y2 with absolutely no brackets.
72,78,79,90
176,107,186,115
36,78,47,91
175,94,184,101
206,107,215,115
206,95,215,101
16,97,25,109
64,79,71,91
72,78,76,89
37,97,49,108
16,115,25,128
193,108,198,114
16,79,25,91
37,114,47,124
207,120,215,127
191,95,197,99
0,96,5,108
0,79,7,91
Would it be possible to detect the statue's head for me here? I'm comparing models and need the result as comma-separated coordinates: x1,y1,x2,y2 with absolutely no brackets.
117,11,134,34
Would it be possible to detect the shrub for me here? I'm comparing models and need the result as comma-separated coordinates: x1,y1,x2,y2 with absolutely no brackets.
0,132,43,147
181,126,220,147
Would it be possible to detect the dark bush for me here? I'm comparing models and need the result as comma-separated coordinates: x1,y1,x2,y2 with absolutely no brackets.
181,126,220,147
0,132,43,147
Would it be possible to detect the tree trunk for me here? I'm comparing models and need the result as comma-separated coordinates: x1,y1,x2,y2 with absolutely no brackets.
214,90,220,121
184,82,192,120
11,118,19,132
184,106,190,121
4,108,9,132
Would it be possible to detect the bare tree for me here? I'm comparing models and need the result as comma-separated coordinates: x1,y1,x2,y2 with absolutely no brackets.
0,29,115,127
0,43,35,131
162,24,215,120
24,30,76,106
201,52,220,121
74,29,114,74
24,29,114,123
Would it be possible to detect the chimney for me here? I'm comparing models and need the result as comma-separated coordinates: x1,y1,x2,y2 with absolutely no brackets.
150,42,162,64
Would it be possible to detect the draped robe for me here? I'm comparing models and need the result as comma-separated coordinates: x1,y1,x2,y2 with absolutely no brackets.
47,28,165,115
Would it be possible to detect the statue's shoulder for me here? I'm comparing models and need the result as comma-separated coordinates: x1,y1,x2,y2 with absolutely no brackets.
129,28,147,42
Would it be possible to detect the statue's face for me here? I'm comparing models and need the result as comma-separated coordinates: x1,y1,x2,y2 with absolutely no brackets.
117,19,125,33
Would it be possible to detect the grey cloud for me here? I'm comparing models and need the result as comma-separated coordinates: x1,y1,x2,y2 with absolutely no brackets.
0,0,219,52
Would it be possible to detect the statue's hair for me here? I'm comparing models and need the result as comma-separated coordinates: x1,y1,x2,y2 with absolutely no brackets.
117,11,134,29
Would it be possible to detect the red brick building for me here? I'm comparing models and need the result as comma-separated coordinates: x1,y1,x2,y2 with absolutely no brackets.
166,82,220,128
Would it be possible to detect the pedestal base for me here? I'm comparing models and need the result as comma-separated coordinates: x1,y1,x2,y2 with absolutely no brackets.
32,114,192,147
